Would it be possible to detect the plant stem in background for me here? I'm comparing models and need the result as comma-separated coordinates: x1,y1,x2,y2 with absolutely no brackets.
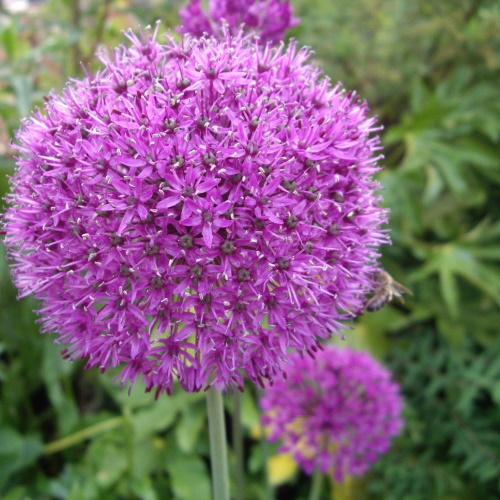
308,468,324,500
206,387,230,500
70,0,82,75
232,389,245,500
85,0,112,64
42,416,125,455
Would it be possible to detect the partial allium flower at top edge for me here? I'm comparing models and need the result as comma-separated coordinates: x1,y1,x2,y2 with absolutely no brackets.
260,346,404,481
3,23,388,396
178,0,299,45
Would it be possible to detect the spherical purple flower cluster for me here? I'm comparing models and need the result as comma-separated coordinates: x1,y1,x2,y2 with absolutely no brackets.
179,0,299,45
260,346,404,481
4,23,387,395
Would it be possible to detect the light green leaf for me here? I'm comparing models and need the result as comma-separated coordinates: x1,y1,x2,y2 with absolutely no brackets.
10,74,34,118
131,397,182,440
175,402,206,453
167,456,211,500
0,428,43,488
439,266,459,319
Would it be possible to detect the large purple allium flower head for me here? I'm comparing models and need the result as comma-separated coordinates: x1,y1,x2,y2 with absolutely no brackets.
4,23,388,396
260,346,404,481
179,0,299,45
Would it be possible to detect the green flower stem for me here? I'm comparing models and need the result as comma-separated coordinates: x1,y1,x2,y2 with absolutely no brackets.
232,390,245,500
206,387,230,500
42,416,125,455
308,468,324,500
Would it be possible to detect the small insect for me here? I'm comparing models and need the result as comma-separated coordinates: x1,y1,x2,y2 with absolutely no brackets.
365,270,411,312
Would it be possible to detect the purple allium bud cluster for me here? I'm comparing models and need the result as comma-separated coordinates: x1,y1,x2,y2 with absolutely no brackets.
179,0,299,45
260,346,404,481
4,23,387,395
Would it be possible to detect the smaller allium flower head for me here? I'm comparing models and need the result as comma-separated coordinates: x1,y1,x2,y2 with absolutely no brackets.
260,346,403,481
4,23,387,396
179,0,299,45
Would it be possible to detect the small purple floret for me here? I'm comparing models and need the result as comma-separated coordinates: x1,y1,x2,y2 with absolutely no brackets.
260,346,404,481
179,0,299,45
4,25,388,395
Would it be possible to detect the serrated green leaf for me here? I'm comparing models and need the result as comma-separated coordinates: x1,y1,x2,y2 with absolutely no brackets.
412,242,500,318
423,164,445,204
436,317,465,347
439,266,459,319
461,219,500,247
455,260,500,305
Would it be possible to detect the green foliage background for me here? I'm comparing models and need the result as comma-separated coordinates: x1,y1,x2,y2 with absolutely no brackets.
1,0,499,498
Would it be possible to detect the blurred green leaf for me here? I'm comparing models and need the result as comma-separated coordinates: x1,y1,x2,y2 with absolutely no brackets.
0,16,21,60
10,74,34,118
167,455,211,500
0,428,43,488
42,341,79,436
175,401,206,453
